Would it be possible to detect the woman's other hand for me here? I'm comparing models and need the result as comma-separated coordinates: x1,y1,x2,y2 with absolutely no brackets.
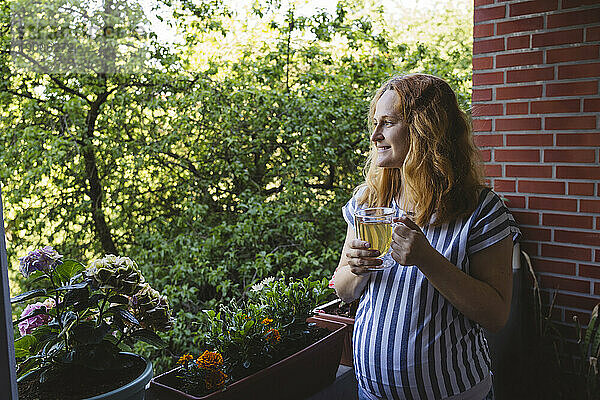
346,239,382,275
390,216,434,267
333,226,377,303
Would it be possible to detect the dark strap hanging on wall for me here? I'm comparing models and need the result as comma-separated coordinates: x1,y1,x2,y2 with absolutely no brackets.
0,186,18,399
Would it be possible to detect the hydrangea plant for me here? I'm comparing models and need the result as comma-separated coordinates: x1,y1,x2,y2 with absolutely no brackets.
12,247,174,383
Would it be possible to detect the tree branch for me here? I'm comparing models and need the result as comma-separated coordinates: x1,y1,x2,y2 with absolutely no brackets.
264,185,284,196
81,94,117,254
161,150,201,178
49,74,91,103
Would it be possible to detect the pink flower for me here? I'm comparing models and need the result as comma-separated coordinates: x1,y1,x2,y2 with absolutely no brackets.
18,302,52,336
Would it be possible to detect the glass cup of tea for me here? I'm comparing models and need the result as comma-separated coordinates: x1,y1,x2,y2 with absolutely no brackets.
354,207,396,270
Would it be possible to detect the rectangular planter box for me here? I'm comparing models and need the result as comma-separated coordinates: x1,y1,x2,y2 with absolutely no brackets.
313,299,356,367
149,317,347,400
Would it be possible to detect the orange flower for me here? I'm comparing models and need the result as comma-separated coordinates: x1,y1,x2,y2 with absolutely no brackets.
266,328,281,343
261,317,273,325
196,350,224,369
177,353,193,365
205,369,228,390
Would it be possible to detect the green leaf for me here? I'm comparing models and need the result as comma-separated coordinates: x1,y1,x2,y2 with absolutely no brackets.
58,311,77,338
108,294,129,305
243,319,255,332
89,293,104,307
61,311,77,326
117,308,140,325
54,282,89,291
107,306,140,325
27,271,48,284
591,310,600,358
91,322,112,344
46,341,65,357
11,289,46,304
71,322,111,345
63,286,91,312
54,260,86,284
14,335,37,358
583,306,598,358
16,358,44,379
30,325,56,341
129,329,167,348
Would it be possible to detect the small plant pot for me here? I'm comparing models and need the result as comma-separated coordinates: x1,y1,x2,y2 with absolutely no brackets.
313,298,356,367
149,317,347,400
85,353,153,400
17,352,153,400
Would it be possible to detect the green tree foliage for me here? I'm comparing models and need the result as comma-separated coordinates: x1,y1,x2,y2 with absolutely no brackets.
1,0,472,371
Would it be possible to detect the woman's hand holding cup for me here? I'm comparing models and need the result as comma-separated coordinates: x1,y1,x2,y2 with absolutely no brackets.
347,239,383,275
390,215,433,267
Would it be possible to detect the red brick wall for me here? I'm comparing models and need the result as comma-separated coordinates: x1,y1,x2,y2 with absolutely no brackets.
472,0,600,329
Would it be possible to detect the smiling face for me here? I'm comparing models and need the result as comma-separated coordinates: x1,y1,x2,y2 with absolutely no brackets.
371,89,409,169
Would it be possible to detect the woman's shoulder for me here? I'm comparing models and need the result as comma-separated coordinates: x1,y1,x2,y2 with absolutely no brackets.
352,184,369,200
342,185,369,225
447,186,507,226
468,187,521,251
470,186,519,232
345,185,369,208
475,187,507,210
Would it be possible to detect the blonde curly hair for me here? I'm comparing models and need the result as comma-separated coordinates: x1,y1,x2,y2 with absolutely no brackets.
356,73,486,226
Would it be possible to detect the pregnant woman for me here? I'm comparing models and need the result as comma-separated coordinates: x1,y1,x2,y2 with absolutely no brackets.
331,73,520,400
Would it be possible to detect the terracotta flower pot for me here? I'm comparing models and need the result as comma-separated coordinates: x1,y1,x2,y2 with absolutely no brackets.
313,298,356,367
149,317,347,400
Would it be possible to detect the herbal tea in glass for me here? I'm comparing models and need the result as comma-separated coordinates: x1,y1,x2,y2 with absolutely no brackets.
354,207,395,270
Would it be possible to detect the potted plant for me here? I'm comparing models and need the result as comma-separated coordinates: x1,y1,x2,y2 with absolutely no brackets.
150,277,347,400
313,297,357,367
12,246,174,400
571,303,600,399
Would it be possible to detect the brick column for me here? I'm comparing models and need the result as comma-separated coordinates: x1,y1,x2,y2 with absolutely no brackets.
472,0,600,332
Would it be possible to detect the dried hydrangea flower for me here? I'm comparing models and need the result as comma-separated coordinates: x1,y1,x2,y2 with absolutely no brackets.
18,302,52,336
18,246,63,277
87,255,145,295
130,283,173,331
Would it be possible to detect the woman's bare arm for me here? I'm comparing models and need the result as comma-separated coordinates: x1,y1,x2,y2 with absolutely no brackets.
333,225,379,303
391,216,513,333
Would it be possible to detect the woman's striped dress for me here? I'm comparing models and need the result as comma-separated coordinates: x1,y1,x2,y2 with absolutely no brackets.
342,188,521,400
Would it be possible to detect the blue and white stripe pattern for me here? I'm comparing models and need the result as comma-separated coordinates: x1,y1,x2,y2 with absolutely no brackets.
342,188,520,400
